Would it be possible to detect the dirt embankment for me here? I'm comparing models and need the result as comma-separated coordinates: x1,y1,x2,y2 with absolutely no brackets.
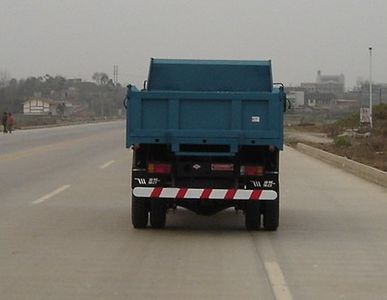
286,104,387,172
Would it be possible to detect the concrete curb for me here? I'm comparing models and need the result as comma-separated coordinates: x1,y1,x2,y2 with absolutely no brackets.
296,143,387,188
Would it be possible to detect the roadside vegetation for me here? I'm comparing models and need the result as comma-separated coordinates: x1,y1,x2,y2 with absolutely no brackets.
286,104,387,171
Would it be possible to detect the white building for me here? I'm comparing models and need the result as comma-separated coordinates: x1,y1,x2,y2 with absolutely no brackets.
301,71,345,96
287,91,305,108
23,98,61,115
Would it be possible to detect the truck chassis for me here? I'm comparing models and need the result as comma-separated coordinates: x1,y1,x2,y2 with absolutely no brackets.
131,144,280,230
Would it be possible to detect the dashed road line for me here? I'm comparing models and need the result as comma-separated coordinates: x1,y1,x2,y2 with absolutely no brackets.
264,261,293,300
99,160,115,169
249,232,293,300
32,185,71,205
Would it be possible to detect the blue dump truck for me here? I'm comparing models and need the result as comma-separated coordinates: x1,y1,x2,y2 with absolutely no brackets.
125,58,286,230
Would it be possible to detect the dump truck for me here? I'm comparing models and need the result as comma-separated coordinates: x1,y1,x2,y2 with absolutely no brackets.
125,58,287,230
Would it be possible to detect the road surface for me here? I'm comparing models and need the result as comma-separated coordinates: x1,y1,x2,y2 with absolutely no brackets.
0,121,386,300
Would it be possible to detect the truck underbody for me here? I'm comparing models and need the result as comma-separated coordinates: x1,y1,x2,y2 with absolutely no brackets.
131,143,280,230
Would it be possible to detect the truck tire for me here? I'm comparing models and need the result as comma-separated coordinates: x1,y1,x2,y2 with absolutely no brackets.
131,196,148,228
245,201,261,230
150,199,167,228
263,199,279,231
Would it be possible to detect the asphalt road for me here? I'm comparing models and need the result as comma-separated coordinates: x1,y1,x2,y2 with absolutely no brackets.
1,121,387,300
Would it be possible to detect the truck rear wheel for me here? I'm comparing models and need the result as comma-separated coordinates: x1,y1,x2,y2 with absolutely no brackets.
131,196,148,228
245,201,261,230
150,199,167,228
263,200,279,231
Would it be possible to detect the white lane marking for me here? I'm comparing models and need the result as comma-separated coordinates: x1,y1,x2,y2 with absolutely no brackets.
264,261,293,300
99,160,115,169
32,185,71,205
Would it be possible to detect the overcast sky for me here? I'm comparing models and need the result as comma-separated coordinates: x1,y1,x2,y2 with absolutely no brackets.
0,0,386,89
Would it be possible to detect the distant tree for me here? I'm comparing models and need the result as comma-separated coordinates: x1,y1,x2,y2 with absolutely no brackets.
56,102,66,117
0,72,125,116
92,72,109,86
52,76,66,91
0,70,10,88
42,75,66,93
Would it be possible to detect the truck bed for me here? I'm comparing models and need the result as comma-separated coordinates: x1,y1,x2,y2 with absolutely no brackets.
126,88,284,154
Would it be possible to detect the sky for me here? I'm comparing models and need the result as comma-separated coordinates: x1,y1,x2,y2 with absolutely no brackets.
0,0,386,89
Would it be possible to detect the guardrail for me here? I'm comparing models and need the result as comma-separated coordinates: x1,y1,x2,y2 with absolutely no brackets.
296,143,387,188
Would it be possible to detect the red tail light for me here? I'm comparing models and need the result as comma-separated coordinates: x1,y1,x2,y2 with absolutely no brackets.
148,163,171,174
211,163,234,172
240,165,264,176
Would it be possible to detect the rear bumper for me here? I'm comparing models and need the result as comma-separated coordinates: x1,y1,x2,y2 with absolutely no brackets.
133,187,277,201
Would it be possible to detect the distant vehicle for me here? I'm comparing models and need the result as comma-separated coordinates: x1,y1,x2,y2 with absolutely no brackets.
125,58,287,230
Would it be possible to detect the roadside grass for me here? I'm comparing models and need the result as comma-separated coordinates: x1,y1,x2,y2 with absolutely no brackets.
287,104,387,171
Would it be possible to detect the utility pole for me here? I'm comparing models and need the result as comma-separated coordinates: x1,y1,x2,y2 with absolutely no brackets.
113,65,118,85
369,46,373,128
380,88,382,105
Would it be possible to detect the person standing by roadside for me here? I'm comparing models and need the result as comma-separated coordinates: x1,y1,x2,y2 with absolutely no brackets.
7,113,15,133
2,112,7,133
